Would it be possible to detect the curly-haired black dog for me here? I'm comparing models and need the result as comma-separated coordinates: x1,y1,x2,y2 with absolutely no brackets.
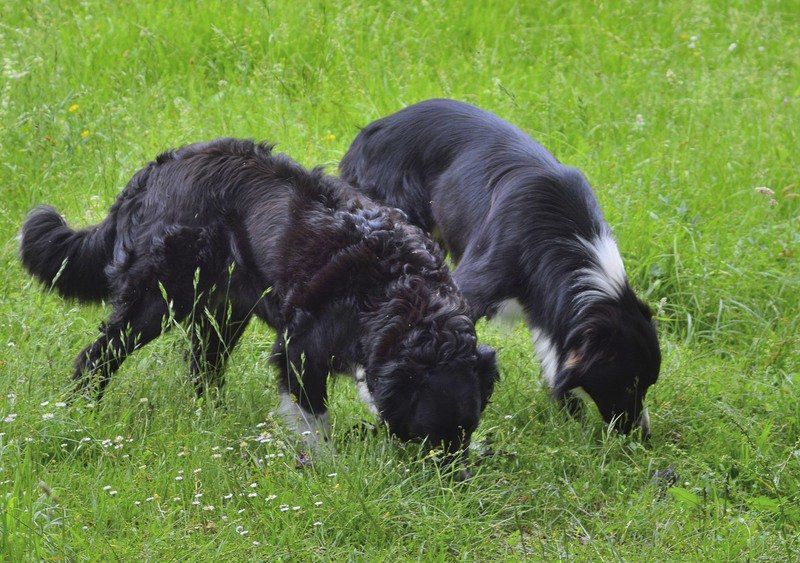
20,138,499,455
341,99,660,438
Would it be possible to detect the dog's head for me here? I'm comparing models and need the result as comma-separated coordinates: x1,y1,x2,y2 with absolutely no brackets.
553,298,661,437
370,337,499,455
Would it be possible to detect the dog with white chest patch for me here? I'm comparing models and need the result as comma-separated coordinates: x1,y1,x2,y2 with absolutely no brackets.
19,138,499,458
340,99,661,437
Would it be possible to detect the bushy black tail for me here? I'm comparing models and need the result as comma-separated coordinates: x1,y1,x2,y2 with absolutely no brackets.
19,205,115,302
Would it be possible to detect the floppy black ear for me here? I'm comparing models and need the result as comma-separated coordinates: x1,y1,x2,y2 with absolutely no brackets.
476,344,499,410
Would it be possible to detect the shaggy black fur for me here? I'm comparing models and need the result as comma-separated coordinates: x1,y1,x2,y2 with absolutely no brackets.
340,99,661,437
20,138,498,454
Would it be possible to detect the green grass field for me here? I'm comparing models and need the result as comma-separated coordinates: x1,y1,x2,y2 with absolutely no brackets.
1,0,798,559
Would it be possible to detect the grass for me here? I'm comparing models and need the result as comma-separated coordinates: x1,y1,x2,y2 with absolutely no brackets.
0,0,798,559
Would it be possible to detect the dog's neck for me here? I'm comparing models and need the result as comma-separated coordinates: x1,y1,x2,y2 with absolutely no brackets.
519,228,632,384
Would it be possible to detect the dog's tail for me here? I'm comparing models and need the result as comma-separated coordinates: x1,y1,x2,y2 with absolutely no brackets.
19,205,115,302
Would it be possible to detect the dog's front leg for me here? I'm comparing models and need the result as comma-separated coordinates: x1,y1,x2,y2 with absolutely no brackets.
276,393,331,450
270,336,332,451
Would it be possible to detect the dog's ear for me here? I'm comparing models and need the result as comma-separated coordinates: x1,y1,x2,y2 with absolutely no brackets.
476,344,499,410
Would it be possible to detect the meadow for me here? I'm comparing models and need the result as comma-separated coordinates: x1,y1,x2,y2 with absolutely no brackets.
0,0,798,559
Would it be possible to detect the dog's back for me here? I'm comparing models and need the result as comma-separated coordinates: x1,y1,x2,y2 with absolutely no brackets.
341,99,558,185
340,99,598,256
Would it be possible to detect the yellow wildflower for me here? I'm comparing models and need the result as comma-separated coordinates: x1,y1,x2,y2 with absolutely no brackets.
68,104,79,113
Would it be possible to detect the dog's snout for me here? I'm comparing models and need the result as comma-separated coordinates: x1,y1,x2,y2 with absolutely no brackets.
611,406,650,439
438,444,472,480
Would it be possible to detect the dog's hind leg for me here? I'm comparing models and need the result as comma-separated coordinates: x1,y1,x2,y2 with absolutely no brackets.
189,301,252,398
270,334,331,450
72,293,174,400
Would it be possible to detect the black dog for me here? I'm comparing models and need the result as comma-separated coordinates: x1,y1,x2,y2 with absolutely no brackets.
341,99,660,437
20,138,498,455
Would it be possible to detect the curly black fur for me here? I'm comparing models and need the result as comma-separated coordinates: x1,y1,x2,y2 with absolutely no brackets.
19,138,498,454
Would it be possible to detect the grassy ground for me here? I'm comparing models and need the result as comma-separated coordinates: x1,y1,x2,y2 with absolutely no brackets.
1,0,798,559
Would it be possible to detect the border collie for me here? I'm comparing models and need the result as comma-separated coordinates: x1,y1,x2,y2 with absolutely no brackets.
340,99,660,437
20,138,499,456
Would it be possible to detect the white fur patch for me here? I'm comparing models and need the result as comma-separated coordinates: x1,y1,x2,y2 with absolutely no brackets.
490,298,525,327
639,407,651,435
354,365,379,415
531,327,560,388
277,392,330,449
573,232,627,311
